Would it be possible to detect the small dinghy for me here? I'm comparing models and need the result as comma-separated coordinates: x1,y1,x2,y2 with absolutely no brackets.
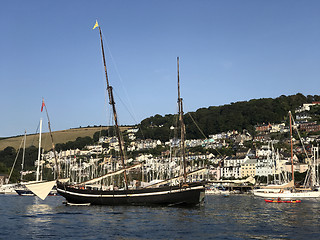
264,199,301,203
64,202,91,206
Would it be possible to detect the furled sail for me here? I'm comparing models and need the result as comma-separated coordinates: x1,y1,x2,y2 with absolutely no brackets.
145,168,207,188
233,176,256,185
260,180,294,189
77,163,142,185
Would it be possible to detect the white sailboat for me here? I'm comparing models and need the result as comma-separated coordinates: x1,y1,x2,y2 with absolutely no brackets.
0,129,47,196
0,183,18,194
253,111,320,199
15,104,57,199
0,131,27,194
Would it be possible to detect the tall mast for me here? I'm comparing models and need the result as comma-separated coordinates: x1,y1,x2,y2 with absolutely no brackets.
43,99,60,180
97,24,128,189
36,118,42,182
21,130,27,182
289,111,295,184
177,57,187,183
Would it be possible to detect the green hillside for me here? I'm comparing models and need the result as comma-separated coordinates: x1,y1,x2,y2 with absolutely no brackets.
137,93,320,141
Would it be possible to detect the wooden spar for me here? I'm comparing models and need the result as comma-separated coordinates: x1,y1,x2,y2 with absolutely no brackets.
75,163,141,186
177,57,187,183
98,26,128,190
289,111,295,185
145,168,206,188
36,118,42,182
43,100,60,179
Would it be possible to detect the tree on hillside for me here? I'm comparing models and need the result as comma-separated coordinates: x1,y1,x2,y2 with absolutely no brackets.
55,137,94,152
137,93,310,140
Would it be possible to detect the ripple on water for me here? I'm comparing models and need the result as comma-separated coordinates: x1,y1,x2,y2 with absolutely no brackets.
1,195,320,239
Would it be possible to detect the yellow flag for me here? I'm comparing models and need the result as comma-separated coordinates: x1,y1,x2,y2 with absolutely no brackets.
93,20,99,30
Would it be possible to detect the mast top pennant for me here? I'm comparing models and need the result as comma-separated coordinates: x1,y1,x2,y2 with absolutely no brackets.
93,20,99,30
41,98,45,112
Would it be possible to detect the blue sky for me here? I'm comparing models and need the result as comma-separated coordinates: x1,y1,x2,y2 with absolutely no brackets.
1,1,320,137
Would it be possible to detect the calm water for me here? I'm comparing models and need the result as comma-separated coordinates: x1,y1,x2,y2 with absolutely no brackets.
1,194,320,239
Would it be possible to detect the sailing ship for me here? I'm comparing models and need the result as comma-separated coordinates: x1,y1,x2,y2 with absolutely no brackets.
55,21,205,206
253,111,320,199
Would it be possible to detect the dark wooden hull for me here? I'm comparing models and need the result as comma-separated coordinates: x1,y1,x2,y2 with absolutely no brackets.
57,182,205,206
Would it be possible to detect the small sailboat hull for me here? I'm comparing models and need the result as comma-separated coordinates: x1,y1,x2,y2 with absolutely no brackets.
15,189,34,196
57,182,205,206
264,199,301,203
254,190,320,199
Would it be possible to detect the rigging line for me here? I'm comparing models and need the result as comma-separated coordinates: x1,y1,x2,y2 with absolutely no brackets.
108,107,113,129
186,111,224,158
112,87,148,143
137,123,146,141
7,136,24,183
187,112,207,139
34,120,40,138
30,121,40,147
169,103,180,160
168,112,178,142
102,59,110,126
113,88,139,124
95,27,114,129
98,125,103,144
100,29,140,125
42,132,49,154
291,115,312,187
100,28,143,143
291,116,311,164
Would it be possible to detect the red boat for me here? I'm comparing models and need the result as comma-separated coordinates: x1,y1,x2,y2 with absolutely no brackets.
264,199,301,203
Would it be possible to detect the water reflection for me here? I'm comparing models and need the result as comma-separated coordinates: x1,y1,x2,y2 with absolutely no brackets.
1,194,320,239
26,198,53,217
204,195,320,239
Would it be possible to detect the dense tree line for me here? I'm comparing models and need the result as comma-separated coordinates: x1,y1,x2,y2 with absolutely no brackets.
137,94,320,140
0,137,95,179
0,133,110,177
309,105,320,123
0,146,39,182
0,133,111,179
55,136,94,152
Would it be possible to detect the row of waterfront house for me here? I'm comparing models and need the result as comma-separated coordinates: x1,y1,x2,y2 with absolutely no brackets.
3,102,318,185
40,135,319,184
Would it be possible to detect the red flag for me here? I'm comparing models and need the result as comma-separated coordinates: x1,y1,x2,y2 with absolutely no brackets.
41,99,45,112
